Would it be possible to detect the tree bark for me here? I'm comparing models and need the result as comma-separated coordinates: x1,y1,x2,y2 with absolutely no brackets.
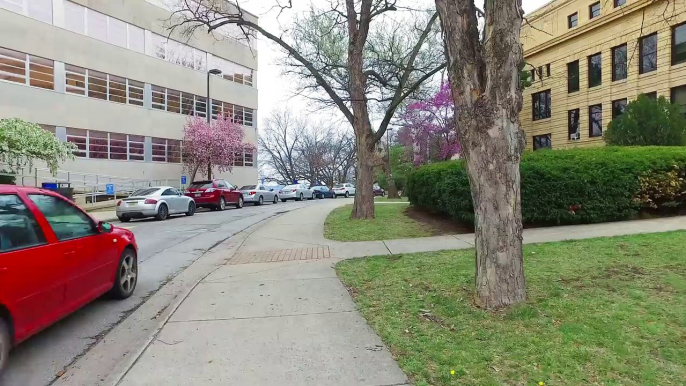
436,0,526,308
351,132,376,218
206,163,212,180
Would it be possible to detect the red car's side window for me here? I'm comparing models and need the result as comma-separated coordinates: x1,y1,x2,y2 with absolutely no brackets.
27,195,97,242
0,194,47,252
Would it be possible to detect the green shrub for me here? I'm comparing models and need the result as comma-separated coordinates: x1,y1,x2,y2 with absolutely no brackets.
604,96,686,146
406,147,686,225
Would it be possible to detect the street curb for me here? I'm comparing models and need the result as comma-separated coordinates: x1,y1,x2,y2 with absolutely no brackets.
108,219,270,386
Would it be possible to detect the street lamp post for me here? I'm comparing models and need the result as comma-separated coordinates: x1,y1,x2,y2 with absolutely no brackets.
206,68,222,178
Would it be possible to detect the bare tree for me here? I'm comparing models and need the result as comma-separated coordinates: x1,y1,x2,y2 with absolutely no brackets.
435,0,527,309
258,109,305,184
165,0,445,219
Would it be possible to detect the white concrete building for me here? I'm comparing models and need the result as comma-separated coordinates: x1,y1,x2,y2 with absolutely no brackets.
0,0,258,188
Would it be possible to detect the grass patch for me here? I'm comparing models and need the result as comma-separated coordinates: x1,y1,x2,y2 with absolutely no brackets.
336,231,686,386
374,196,409,202
324,204,432,241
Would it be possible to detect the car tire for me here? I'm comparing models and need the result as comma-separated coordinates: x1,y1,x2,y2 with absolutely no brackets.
273,196,278,204
345,191,350,198
118,216,131,223
333,194,337,199
0,317,10,377
235,196,244,208
108,248,138,300
186,202,196,216
255,196,263,206
218,197,226,211
155,204,169,221
311,193,315,200
281,199,287,203
298,193,304,201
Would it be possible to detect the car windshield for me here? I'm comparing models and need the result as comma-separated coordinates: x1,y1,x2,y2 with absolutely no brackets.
240,185,256,190
334,184,344,188
284,185,300,189
130,188,160,197
189,182,213,189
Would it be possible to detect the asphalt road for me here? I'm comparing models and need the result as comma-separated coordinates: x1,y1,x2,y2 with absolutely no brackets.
0,198,321,386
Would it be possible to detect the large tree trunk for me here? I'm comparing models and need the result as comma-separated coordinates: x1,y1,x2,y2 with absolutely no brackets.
436,0,526,308
351,131,376,218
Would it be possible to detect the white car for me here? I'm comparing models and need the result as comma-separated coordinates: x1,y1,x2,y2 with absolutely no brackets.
333,183,356,198
279,184,314,202
240,184,279,205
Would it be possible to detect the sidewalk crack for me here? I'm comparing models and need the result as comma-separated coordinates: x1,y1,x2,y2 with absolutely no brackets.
382,240,393,255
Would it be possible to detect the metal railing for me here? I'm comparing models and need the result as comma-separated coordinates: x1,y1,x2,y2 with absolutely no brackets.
1,164,181,206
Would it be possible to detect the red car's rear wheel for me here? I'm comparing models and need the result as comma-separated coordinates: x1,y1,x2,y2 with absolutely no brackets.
0,318,10,376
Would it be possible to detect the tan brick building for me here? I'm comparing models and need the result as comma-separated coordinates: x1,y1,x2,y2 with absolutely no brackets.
520,0,686,150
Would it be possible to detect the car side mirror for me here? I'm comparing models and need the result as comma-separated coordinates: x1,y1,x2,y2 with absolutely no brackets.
99,221,113,233
177,192,182,196
270,188,274,191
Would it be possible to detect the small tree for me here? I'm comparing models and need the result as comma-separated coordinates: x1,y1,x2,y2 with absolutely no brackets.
0,118,77,176
605,95,686,146
182,115,255,182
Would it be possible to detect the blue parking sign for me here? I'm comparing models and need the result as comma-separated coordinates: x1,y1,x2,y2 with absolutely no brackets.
106,184,115,195
181,175,187,185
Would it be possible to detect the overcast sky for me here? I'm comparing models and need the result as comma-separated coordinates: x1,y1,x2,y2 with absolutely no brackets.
238,0,552,127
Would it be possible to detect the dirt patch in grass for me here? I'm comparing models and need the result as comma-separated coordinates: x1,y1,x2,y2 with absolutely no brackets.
404,206,473,235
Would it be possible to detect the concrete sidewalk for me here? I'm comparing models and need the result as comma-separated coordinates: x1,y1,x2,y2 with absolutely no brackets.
116,199,686,385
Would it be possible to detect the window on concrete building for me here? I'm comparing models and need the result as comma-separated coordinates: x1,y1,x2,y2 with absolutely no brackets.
211,99,222,120
66,128,88,157
588,53,602,87
0,47,26,85
167,89,181,113
110,133,128,160
567,60,579,93
589,104,603,137
107,17,128,49
533,134,552,150
568,13,578,28
29,55,54,90
530,68,536,81
87,9,108,42
152,138,167,162
614,0,625,7
28,0,53,24
168,140,181,163
568,109,580,140
234,152,244,167
532,90,552,120
87,70,108,100
151,85,166,110
244,108,254,127
127,79,144,106
0,47,54,90
233,105,244,125
612,44,627,81
195,96,207,118
128,135,145,161
64,1,86,34
0,0,23,13
151,33,208,72
108,75,127,104
181,92,195,115
672,22,686,65
671,85,686,117
546,63,551,77
589,2,601,19
128,25,145,54
641,91,657,100
639,33,658,74
244,150,254,167
65,64,87,95
88,130,108,159
612,98,627,119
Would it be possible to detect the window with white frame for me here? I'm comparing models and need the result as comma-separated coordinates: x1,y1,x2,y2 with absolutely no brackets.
66,128,161,161
1,0,52,24
63,2,145,53
152,138,182,163
151,33,207,72
65,64,146,107
210,55,255,87
244,150,254,167
0,47,54,90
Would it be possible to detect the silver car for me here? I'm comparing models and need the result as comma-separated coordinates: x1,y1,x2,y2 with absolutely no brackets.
240,184,279,205
278,184,315,202
116,186,195,222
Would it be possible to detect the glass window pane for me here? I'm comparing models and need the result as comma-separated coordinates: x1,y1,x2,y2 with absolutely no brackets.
88,130,108,159
612,99,627,119
127,79,144,106
28,194,96,241
29,55,54,90
244,108,254,126
88,70,108,100
152,138,166,162
28,0,53,24
65,64,86,95
588,53,602,87
87,9,108,42
110,133,127,160
211,99,222,119
167,89,181,113
671,85,686,117
66,128,87,157
640,34,657,74
128,24,145,53
151,85,166,110
674,23,686,65
168,140,181,163
0,47,26,84
244,151,254,166
107,17,127,48
109,75,127,103
0,194,47,252
128,135,145,160
589,104,603,137
234,152,244,166
0,0,23,13
195,96,207,117
181,93,195,115
64,1,85,34
152,33,167,60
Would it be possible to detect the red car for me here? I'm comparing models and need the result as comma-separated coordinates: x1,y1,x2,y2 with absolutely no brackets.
0,186,138,374
185,179,243,211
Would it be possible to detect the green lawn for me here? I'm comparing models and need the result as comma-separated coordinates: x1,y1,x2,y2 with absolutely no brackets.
324,203,431,241
374,196,409,202
336,231,686,386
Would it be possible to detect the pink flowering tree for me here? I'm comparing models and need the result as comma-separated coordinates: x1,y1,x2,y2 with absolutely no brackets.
398,82,461,166
182,114,256,182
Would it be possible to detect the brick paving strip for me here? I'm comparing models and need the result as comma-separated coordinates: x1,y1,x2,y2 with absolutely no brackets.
229,247,332,265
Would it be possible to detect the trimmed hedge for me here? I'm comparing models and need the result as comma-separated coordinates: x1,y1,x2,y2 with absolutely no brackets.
406,147,686,225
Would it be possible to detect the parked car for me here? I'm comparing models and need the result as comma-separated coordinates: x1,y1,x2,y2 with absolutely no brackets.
279,184,314,202
0,186,138,375
240,185,278,205
185,179,243,210
333,183,356,198
312,185,336,199
373,186,386,197
116,187,195,222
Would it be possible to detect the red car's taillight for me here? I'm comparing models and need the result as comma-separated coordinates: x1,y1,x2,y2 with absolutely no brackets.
144,198,158,204
117,200,122,206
